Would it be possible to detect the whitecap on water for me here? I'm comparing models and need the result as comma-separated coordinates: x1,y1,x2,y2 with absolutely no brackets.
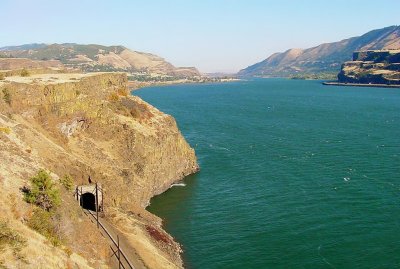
171,183,186,187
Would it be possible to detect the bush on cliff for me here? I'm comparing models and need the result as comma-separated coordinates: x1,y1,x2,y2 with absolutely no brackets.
2,88,12,105
20,68,30,77
22,170,64,246
60,174,74,191
22,169,61,211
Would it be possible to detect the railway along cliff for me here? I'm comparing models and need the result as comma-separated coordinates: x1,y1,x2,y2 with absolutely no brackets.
0,72,198,268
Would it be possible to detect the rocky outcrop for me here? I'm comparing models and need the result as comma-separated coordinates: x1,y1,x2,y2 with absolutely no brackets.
0,72,198,268
337,50,400,85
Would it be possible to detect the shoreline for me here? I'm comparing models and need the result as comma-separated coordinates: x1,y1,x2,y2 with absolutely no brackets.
131,81,200,268
323,81,400,88
128,78,240,91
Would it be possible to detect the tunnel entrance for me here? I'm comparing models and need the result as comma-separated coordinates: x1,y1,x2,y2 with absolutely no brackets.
80,193,96,211
76,183,103,213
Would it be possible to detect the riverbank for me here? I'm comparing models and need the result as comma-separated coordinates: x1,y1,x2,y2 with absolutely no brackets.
128,77,240,91
323,81,400,88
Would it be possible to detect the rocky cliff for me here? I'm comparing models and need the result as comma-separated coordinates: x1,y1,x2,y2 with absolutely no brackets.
337,50,400,85
238,25,400,77
0,72,198,268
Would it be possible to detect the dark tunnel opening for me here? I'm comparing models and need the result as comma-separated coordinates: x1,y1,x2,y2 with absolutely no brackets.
80,192,96,211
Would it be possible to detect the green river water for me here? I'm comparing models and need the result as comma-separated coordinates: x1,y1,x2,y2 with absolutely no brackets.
135,79,400,269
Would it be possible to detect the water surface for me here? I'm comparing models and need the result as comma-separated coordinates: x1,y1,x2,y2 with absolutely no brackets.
135,79,400,269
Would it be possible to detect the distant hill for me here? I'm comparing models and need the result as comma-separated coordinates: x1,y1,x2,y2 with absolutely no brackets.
0,43,47,51
0,43,200,77
238,26,400,77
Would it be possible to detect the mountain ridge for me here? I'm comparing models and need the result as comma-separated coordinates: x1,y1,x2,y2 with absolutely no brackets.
0,43,200,77
238,25,400,77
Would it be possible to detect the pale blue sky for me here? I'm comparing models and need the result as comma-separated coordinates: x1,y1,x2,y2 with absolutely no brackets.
2,0,399,72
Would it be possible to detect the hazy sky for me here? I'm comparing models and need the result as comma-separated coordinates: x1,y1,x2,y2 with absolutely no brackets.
2,0,399,73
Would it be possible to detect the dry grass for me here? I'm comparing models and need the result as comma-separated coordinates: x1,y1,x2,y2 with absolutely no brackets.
0,127,11,134
8,194,21,219
0,221,27,260
27,208,63,247
117,87,128,97
108,92,120,102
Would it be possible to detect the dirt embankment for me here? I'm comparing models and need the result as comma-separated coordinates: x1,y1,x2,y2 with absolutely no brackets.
0,72,198,269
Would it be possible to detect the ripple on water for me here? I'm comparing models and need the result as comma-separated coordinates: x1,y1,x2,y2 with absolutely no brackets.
141,79,400,269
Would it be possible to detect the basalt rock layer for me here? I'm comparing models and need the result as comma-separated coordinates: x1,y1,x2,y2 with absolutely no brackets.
0,72,198,268
338,50,400,85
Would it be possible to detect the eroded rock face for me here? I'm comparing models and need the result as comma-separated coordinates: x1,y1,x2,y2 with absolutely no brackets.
59,117,89,137
0,72,198,269
338,50,400,85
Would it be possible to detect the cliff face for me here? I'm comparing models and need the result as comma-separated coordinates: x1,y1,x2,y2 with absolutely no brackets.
0,72,198,268
238,25,400,77
338,50,400,85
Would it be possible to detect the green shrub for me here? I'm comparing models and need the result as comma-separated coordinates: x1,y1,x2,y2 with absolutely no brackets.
60,174,74,191
22,170,64,247
27,208,62,246
2,88,11,105
20,68,30,77
0,73,4,80
0,221,27,257
23,169,61,211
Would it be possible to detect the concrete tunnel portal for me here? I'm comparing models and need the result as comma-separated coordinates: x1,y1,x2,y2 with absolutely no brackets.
76,183,103,212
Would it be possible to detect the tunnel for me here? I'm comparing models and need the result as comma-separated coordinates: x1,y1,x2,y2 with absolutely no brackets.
80,192,97,211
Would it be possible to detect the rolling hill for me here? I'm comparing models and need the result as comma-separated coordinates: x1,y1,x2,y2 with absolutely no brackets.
0,43,200,77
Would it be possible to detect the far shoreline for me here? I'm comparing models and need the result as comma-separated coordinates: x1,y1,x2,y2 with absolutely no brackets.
128,77,241,91
323,81,400,89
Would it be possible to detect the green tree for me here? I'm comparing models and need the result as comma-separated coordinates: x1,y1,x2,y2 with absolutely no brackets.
23,169,61,211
